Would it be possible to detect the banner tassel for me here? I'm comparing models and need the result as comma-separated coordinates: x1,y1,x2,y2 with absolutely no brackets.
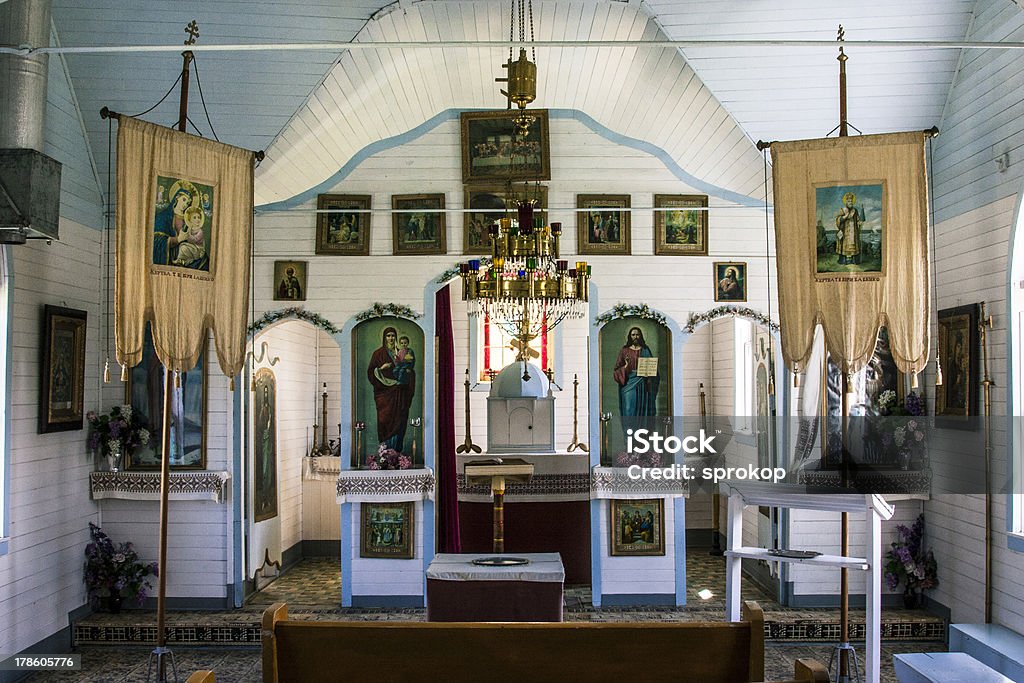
103,358,111,384
120,363,128,382
911,372,919,390
229,376,235,391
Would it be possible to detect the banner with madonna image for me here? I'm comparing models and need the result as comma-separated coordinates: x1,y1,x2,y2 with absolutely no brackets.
115,116,254,379
770,131,931,378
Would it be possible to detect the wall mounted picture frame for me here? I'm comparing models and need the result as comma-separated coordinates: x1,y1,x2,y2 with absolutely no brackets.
315,194,371,256
610,498,665,556
360,501,414,559
460,109,550,184
253,367,279,523
576,194,631,255
936,303,979,426
714,262,747,302
126,325,207,470
392,193,446,256
654,194,708,256
39,305,87,433
463,184,548,255
273,260,307,301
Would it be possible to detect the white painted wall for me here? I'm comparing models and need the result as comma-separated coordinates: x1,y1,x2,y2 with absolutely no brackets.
598,498,677,597
350,500,425,598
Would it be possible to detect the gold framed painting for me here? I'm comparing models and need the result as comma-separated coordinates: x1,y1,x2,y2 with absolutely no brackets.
610,498,665,556
39,305,87,433
463,184,548,255
315,194,371,255
273,260,307,301
654,194,708,256
576,194,631,255
936,303,979,426
713,262,746,302
460,109,550,183
360,501,414,559
392,193,446,256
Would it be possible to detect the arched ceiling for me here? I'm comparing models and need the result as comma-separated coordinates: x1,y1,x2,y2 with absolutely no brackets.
256,1,765,205
47,0,980,208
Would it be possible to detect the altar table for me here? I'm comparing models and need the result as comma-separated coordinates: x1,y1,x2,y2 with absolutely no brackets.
425,552,564,622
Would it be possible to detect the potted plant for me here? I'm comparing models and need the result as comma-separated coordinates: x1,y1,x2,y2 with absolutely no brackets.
86,405,151,471
84,522,158,612
884,513,938,608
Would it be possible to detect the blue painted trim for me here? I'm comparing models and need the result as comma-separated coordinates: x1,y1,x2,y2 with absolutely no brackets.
674,496,687,606
589,499,603,607
551,110,766,209
1,245,11,552
256,109,461,214
1009,533,1024,554
340,502,352,607
254,108,769,214
422,498,435,594
601,593,677,607
231,374,244,608
351,595,424,608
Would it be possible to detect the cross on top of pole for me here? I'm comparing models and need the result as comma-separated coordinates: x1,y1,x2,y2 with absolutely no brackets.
184,20,200,46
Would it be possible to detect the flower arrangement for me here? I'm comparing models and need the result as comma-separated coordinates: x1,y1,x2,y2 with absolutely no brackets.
86,405,151,469
872,391,927,469
366,443,413,470
884,514,938,598
84,522,158,609
613,450,662,468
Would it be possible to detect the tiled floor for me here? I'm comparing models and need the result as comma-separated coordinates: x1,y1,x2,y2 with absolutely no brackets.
51,551,948,681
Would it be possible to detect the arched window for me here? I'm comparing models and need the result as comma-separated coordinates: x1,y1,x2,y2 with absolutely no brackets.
1011,192,1024,543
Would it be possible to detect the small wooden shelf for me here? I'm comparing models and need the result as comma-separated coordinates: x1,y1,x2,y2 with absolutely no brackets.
724,547,869,571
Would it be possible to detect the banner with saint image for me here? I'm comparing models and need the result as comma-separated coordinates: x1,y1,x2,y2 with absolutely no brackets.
770,131,930,377
115,116,254,378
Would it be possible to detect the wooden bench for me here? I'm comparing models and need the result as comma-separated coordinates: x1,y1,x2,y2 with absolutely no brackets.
186,671,215,683
261,601,829,683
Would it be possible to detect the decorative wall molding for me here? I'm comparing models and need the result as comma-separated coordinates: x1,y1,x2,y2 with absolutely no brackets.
89,471,231,503
335,468,435,504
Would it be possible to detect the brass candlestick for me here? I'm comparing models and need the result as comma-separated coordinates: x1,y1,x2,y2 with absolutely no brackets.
980,302,994,623
456,369,481,454
353,421,366,468
313,383,332,457
566,374,589,452
599,412,612,463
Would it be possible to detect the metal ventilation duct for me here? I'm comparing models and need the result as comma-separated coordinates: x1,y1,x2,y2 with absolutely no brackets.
0,0,62,243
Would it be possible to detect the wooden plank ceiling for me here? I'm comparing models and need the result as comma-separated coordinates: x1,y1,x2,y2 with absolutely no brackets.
48,0,978,206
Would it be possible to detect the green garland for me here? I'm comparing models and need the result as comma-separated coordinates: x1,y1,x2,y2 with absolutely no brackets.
355,302,422,322
594,303,667,327
248,308,341,336
685,306,779,333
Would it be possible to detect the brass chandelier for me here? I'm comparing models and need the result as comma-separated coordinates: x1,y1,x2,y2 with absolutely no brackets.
459,0,591,363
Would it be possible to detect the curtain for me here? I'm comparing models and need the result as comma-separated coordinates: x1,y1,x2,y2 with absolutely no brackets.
435,285,461,552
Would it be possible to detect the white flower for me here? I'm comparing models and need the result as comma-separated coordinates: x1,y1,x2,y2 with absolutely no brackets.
120,405,132,420
139,429,150,445
107,439,122,455
113,553,126,564
893,427,905,447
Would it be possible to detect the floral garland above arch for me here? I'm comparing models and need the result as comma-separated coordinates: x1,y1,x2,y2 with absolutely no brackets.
685,305,779,333
248,307,341,336
355,302,422,322
594,303,668,328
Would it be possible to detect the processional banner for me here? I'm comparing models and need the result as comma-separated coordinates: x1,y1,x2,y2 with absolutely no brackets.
115,116,254,379
770,131,930,377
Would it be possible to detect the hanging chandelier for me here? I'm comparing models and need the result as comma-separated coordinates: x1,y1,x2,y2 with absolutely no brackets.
497,0,538,137
459,202,590,361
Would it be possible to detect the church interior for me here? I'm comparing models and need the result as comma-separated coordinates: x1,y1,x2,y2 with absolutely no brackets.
3,0,1024,681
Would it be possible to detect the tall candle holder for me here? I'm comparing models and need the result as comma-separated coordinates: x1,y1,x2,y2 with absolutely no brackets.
312,383,333,457
565,373,589,452
456,369,482,454
599,412,612,463
409,417,422,462
353,421,366,468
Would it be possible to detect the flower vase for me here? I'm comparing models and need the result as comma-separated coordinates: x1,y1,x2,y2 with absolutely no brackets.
106,591,122,614
106,452,122,472
902,589,920,609
897,449,911,471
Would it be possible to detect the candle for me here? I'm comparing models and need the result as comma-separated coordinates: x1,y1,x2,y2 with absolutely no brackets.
551,221,562,235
